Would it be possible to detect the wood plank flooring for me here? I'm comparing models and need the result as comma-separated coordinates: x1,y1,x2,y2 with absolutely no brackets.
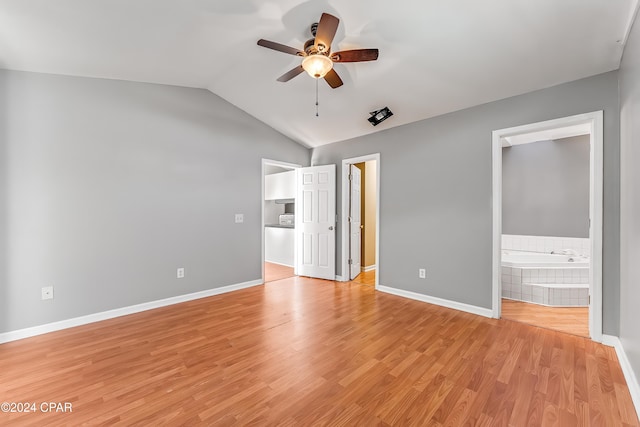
264,262,295,283
502,298,590,338
1,276,637,426
352,269,376,286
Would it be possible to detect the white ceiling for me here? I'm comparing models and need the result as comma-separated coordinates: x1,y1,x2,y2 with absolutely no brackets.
0,1,637,148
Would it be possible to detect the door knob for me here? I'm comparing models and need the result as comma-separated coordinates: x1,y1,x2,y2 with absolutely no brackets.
329,226,334,230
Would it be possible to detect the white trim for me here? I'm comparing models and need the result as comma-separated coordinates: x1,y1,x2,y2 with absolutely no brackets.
261,159,301,282
335,275,346,282
492,123,503,319
377,285,493,318
491,111,604,342
502,123,590,147
0,279,263,344
264,260,294,268
602,335,640,415
341,153,381,286
362,265,376,272
589,112,604,342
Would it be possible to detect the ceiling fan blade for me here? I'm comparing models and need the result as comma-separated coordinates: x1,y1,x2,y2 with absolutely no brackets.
324,68,343,89
257,39,305,56
331,49,379,63
277,65,305,82
314,13,339,53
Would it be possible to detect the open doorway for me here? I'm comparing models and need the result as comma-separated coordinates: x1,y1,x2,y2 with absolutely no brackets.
262,159,300,284
341,154,380,287
492,112,603,340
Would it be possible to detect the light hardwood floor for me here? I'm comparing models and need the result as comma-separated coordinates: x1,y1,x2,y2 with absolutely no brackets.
352,269,376,286
502,298,590,338
1,276,637,425
264,262,295,283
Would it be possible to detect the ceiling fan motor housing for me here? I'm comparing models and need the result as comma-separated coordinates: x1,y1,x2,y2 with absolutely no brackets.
304,38,330,56
308,22,329,53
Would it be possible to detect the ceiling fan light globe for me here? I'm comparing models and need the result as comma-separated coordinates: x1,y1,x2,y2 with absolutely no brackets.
302,55,333,79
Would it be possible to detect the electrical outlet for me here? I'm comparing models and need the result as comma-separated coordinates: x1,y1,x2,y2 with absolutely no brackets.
419,268,426,279
41,286,54,300
235,213,244,223
177,268,185,279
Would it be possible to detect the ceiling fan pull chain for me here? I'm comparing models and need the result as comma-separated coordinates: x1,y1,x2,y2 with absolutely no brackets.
315,78,319,117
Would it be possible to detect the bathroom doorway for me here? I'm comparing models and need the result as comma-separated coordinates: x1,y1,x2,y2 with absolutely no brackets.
492,112,603,340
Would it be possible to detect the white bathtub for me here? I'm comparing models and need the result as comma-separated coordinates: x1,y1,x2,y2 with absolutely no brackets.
502,250,589,269
501,250,590,306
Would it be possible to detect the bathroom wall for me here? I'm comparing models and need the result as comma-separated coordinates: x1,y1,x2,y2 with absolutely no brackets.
502,135,590,238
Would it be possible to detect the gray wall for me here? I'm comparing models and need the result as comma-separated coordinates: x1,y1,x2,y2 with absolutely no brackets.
0,68,6,334
619,15,640,394
502,135,590,238
312,71,620,334
0,69,309,333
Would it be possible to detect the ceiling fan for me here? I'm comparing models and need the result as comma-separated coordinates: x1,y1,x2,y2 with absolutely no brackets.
257,13,379,89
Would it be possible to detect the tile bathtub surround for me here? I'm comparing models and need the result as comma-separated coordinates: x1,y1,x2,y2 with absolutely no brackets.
502,266,589,285
502,234,590,257
548,287,589,306
502,285,589,307
503,285,589,306
501,266,589,306
523,267,589,284
501,236,591,307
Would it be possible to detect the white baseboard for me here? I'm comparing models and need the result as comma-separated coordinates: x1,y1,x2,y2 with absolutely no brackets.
377,285,493,318
0,279,263,344
335,275,346,282
265,260,294,268
362,265,376,272
602,334,640,416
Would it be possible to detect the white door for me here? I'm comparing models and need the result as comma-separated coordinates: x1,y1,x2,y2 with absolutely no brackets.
296,165,336,280
349,165,362,280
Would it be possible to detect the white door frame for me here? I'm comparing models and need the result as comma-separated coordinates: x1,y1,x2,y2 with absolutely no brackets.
341,153,381,287
261,159,301,283
491,111,604,342
349,164,362,280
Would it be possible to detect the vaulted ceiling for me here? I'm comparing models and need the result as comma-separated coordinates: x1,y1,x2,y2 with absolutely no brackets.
0,0,637,147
